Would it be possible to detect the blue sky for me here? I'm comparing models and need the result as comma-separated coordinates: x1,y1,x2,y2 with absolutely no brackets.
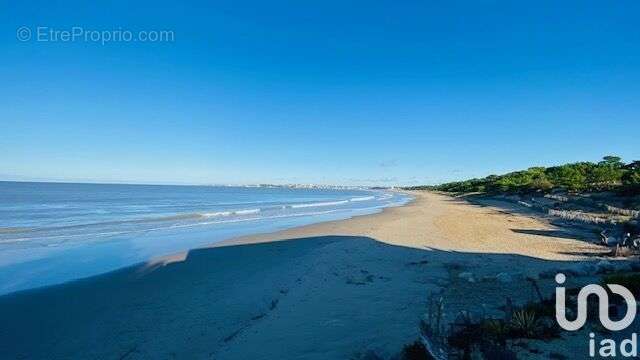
1,1,639,186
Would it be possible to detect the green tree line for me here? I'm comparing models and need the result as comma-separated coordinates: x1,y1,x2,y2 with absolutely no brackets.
409,156,640,194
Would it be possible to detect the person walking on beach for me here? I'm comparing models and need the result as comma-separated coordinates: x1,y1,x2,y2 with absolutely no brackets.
622,232,631,247
600,229,610,246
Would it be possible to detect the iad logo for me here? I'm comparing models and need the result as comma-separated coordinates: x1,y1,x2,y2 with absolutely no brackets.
555,273,636,331
555,273,639,357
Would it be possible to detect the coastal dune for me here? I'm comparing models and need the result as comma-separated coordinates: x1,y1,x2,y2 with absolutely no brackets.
0,192,604,359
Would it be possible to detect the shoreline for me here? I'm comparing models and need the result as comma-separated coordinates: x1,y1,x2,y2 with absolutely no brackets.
213,190,414,247
140,190,414,270
0,190,614,359
212,190,605,260
0,188,410,296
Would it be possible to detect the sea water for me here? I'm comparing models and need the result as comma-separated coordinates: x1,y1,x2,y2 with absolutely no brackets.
0,181,411,294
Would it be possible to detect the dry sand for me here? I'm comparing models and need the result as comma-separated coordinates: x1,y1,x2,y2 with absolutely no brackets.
0,191,608,359
218,191,605,260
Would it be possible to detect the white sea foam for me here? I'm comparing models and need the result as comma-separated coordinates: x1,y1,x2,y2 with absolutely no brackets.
169,208,345,229
234,208,261,215
290,200,349,208
201,208,260,217
349,196,375,202
201,211,232,217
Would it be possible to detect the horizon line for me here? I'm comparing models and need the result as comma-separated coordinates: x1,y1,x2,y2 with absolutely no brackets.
0,179,393,188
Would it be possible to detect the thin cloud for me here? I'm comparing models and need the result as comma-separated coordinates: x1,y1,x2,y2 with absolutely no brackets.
378,159,399,168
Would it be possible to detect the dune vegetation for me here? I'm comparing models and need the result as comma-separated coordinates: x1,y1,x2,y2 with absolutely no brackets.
407,156,639,196
407,156,640,247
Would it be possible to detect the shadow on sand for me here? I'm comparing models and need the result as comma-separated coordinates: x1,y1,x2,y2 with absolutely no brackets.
0,235,604,359
510,228,585,241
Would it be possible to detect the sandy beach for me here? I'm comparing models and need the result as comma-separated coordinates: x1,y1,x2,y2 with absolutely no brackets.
217,191,605,260
0,191,610,359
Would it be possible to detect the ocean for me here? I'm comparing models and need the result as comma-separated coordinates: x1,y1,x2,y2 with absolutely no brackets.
0,181,411,294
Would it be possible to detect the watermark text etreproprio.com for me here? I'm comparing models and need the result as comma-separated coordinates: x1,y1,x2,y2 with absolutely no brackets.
16,26,175,44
